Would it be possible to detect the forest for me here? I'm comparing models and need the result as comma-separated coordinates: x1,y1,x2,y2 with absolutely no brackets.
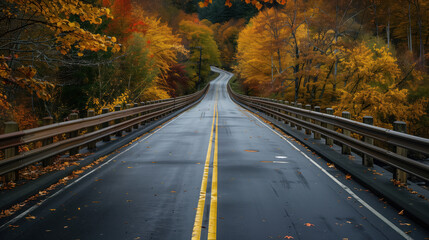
0,0,428,137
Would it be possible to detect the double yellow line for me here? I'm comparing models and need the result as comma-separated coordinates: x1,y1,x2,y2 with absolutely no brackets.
192,99,219,240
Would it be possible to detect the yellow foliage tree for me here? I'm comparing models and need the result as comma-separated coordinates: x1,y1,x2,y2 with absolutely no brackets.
335,42,428,129
0,0,120,110
235,7,307,97
140,11,188,96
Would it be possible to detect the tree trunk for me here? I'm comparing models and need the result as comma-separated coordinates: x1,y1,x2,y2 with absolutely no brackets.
294,65,300,103
387,7,391,49
374,2,379,38
408,1,413,52
415,0,425,68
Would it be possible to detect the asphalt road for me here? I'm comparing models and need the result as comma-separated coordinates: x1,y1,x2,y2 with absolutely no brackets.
0,67,428,240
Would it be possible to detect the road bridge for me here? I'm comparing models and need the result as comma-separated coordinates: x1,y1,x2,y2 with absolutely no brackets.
0,68,428,240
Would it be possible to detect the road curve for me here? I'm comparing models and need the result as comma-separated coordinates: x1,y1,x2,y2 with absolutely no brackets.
0,68,428,240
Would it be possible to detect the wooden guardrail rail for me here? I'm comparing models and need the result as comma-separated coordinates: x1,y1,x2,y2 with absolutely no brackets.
228,84,429,183
0,85,209,180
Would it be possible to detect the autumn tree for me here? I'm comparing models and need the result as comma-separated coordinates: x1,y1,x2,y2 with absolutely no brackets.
85,5,188,112
335,41,428,131
179,19,221,88
233,0,428,136
235,5,311,101
210,19,247,69
198,0,258,23
0,0,119,127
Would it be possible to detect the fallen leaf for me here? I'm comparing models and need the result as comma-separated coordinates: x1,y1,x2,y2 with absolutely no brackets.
304,223,315,227
127,167,133,169
284,236,294,239
345,174,352,180
398,210,404,215
25,215,36,220
244,149,259,152
171,191,176,193
49,209,56,211
39,191,48,196
400,223,411,226
327,163,335,168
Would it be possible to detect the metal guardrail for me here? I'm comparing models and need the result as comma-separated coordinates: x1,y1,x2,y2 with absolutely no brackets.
228,84,429,182
0,85,209,177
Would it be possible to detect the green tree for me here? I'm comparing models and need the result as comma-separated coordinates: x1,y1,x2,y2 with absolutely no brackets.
179,20,221,88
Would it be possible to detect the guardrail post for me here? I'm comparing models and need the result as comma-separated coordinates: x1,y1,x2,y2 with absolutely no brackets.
87,110,96,150
4,122,19,182
42,117,54,166
314,106,321,140
296,103,303,131
393,121,408,184
145,101,152,123
69,113,79,155
101,108,110,142
140,102,146,126
304,104,312,135
341,111,352,155
362,116,374,167
126,104,132,132
279,100,286,124
133,103,139,129
325,108,334,146
173,98,176,112
290,102,296,128
102,108,111,142
284,101,289,124
273,100,279,120
114,105,122,137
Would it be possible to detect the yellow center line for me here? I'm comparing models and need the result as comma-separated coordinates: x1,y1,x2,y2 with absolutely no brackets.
192,84,220,240
208,103,219,240
191,103,216,240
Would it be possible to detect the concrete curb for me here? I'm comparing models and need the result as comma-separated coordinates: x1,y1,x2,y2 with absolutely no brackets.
233,99,429,228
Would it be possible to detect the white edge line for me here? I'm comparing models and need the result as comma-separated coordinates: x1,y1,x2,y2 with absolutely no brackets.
247,111,413,240
0,112,183,230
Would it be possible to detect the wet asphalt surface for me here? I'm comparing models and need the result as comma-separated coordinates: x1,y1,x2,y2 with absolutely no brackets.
0,68,428,240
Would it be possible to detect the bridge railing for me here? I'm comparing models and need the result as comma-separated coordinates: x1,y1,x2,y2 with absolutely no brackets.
0,85,209,180
228,84,429,183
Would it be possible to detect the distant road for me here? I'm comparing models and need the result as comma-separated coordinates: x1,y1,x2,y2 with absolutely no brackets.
1,67,428,240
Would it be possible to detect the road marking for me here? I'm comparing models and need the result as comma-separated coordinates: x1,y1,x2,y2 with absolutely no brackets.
275,156,288,159
208,105,219,240
247,112,414,240
0,113,184,231
273,161,289,164
191,104,216,240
